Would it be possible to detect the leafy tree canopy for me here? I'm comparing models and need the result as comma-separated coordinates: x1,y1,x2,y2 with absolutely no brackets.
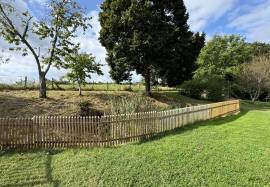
99,0,198,94
249,42,270,57
194,35,253,79
65,53,103,95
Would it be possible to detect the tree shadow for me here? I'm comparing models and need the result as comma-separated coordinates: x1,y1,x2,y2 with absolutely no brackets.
0,150,62,187
136,101,270,145
135,111,247,145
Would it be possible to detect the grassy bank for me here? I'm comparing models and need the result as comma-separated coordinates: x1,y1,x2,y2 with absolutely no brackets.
1,102,270,186
0,90,209,117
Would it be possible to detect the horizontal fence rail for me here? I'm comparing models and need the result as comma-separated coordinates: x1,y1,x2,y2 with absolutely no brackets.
0,100,240,150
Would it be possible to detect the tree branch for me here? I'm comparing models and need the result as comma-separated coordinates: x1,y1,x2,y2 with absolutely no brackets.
0,4,42,73
22,16,33,39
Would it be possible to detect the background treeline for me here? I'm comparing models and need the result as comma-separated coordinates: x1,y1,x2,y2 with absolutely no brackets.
181,35,270,102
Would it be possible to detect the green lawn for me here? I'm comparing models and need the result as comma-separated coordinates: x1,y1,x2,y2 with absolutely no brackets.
1,101,270,186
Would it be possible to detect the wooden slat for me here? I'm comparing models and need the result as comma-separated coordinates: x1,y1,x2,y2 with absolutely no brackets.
0,100,240,149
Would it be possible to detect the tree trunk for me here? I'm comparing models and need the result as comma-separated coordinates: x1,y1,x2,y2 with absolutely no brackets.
39,73,47,98
78,83,82,96
144,69,151,96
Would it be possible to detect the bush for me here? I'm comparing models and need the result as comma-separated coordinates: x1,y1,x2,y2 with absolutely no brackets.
181,76,225,101
109,95,155,115
205,76,225,101
78,101,103,117
180,79,205,99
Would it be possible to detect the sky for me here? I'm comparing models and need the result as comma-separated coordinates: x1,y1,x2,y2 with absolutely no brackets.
0,0,270,84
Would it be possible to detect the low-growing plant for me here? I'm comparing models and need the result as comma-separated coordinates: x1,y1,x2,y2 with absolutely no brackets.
78,101,103,117
108,95,155,115
123,86,133,92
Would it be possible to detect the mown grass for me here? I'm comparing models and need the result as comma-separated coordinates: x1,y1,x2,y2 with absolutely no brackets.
1,101,270,186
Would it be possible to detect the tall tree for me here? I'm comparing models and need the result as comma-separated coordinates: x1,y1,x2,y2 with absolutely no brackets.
194,35,253,79
99,0,194,95
160,32,205,87
0,0,90,98
65,53,103,96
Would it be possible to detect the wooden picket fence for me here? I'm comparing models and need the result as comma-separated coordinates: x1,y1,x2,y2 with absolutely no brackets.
0,100,240,150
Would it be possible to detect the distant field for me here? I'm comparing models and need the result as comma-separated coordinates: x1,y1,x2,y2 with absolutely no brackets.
0,82,177,92
1,101,270,186
0,90,209,117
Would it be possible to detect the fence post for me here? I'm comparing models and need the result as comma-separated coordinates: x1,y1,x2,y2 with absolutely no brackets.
52,78,54,89
24,76,27,88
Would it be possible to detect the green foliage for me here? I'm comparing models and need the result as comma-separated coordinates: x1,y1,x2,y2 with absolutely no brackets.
65,53,103,86
181,76,225,101
109,95,155,115
181,79,206,99
78,101,103,117
33,0,91,69
194,35,253,79
250,42,270,57
99,0,199,93
78,101,91,116
161,32,205,87
204,76,225,101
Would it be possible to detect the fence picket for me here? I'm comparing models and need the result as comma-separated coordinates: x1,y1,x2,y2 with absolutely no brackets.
0,100,240,149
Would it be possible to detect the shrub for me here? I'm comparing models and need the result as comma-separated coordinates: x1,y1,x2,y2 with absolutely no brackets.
180,79,205,99
181,76,225,101
204,76,225,101
78,101,103,117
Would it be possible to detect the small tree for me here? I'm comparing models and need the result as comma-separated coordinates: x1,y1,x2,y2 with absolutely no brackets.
238,55,270,103
0,0,90,98
65,53,103,96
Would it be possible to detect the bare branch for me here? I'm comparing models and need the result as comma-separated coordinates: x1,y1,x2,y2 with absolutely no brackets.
22,16,33,39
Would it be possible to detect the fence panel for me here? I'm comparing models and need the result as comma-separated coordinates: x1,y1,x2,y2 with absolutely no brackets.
0,100,240,150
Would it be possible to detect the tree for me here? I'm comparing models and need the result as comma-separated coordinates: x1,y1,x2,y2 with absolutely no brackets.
194,35,253,79
99,0,194,95
250,42,270,57
160,32,205,87
238,55,270,103
0,0,90,98
65,53,103,96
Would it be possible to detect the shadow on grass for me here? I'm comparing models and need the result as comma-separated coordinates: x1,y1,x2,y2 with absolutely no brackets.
0,150,62,187
136,111,247,145
137,100,270,145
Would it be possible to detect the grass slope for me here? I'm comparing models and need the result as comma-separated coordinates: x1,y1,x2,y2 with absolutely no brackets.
1,102,270,186
0,90,209,117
